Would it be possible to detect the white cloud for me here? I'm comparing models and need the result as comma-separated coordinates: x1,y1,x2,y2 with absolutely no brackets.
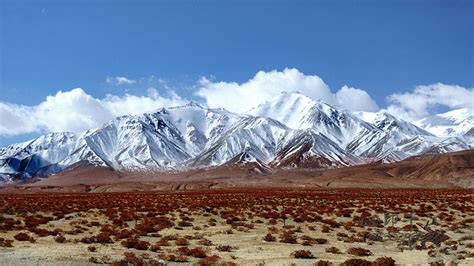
196,68,378,113
0,103,37,135
385,83,474,121
0,88,186,136
336,86,379,112
103,88,187,117
3,69,470,138
105,76,136,85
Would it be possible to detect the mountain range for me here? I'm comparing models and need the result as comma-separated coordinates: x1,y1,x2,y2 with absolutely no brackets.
0,92,472,182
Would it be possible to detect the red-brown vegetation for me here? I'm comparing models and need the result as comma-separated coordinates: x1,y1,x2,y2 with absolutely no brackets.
0,188,471,264
347,247,373,256
291,249,315,259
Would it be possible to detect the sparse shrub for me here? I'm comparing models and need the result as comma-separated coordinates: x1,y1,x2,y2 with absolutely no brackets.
326,246,341,254
198,255,220,265
337,232,349,238
114,251,145,265
178,220,193,227
216,245,234,252
315,260,332,266
30,227,51,237
292,250,315,259
95,232,113,243
190,247,207,258
314,238,328,244
14,232,31,241
322,225,330,233
121,237,150,250
149,244,161,252
54,234,66,243
114,229,133,240
198,238,213,246
0,238,13,247
263,233,276,242
167,254,189,262
176,238,189,246
88,246,97,252
156,238,170,246
280,231,297,244
347,247,373,256
372,256,396,266
342,258,371,266
80,236,95,244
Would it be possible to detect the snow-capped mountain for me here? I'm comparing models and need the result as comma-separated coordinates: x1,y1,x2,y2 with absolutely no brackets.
1,92,472,182
248,92,470,162
247,92,377,147
413,108,473,137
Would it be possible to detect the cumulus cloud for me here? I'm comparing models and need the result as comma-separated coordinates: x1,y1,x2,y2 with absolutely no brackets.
0,88,187,136
197,68,334,113
385,83,474,121
196,68,378,113
0,103,37,135
336,86,379,112
105,76,136,85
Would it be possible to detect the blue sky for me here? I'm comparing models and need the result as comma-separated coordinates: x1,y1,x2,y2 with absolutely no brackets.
0,0,473,146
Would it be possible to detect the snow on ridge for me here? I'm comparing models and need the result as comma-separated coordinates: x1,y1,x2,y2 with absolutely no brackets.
1,92,472,181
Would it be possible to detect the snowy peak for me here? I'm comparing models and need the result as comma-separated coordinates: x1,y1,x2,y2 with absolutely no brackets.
247,91,317,129
414,108,474,137
356,111,433,137
0,132,77,158
247,91,377,147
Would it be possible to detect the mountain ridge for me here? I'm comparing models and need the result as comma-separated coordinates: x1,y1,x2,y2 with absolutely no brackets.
1,91,472,182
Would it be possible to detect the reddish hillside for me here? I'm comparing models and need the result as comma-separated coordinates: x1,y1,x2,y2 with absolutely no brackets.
1,150,472,193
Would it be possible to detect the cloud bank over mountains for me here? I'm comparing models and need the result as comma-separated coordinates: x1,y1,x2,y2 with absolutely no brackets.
0,68,472,136
0,88,186,136
386,83,474,121
197,68,379,113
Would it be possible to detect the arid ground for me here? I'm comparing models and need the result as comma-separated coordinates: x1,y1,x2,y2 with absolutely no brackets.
0,189,473,265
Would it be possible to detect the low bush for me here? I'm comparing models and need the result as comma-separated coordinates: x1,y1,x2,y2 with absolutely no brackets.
189,247,207,258
14,232,32,242
198,255,220,265
341,258,371,266
198,238,213,246
347,247,373,256
121,237,150,250
372,256,396,266
216,245,234,252
315,260,333,266
149,244,161,252
291,250,315,259
54,234,66,243
314,238,328,244
176,238,189,246
263,233,276,242
279,231,297,244
325,246,341,254
95,232,113,244
0,238,13,247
